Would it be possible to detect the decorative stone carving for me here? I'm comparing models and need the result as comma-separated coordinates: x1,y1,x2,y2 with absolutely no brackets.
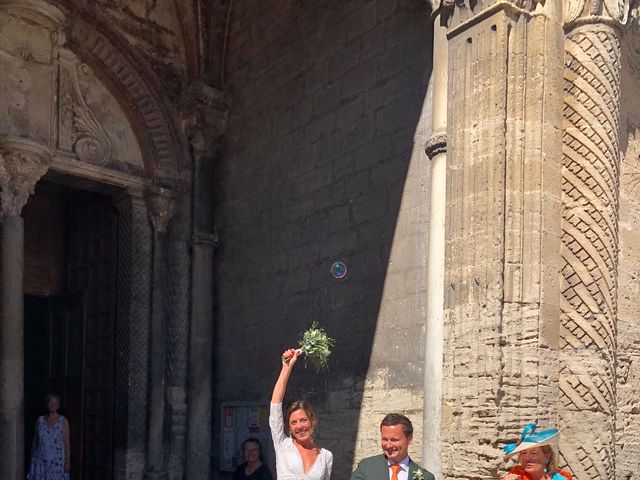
559,1,631,475
145,186,175,233
182,81,230,158
59,62,113,165
425,0,454,16
441,0,544,32
0,1,65,146
564,0,631,27
0,137,51,217
424,132,447,160
0,1,65,65
68,17,185,182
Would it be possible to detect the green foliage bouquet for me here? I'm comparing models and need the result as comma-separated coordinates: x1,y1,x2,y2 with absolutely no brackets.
282,321,335,372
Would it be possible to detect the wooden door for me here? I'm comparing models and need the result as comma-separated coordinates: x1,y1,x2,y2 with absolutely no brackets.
24,187,117,479
66,192,117,480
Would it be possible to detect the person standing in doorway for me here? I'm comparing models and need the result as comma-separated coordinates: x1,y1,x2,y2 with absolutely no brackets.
27,393,70,480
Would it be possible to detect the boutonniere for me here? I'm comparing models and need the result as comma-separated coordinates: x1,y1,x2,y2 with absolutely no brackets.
412,470,425,480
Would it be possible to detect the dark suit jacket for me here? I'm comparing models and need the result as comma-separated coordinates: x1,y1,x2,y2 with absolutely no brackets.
350,454,435,480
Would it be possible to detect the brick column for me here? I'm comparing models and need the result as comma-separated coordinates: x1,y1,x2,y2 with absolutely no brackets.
0,138,51,480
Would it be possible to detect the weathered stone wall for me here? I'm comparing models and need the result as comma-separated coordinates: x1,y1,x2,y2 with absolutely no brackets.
615,30,640,480
214,0,433,477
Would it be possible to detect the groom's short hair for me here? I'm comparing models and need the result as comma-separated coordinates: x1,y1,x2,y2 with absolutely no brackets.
380,413,413,437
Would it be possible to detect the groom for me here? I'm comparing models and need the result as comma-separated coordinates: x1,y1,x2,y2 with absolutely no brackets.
350,413,435,480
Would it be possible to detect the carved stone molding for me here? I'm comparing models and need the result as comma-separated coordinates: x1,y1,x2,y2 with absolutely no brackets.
0,137,52,217
67,17,186,184
425,132,447,160
441,0,542,34
145,187,176,233
0,0,65,64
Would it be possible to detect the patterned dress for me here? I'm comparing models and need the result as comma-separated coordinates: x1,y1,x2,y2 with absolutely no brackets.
27,415,69,480
269,403,333,480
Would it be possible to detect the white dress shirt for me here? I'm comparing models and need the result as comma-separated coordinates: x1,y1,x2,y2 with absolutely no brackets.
387,456,411,480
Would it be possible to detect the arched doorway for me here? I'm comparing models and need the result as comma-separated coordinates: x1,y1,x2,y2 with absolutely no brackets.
0,1,186,478
23,181,118,479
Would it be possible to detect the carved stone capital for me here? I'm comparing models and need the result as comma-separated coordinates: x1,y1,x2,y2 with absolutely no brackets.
145,187,176,233
425,132,447,160
181,81,231,158
426,0,455,17
0,137,52,217
563,0,632,29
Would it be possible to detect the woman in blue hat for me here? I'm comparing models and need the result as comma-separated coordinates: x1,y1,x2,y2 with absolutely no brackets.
500,424,572,480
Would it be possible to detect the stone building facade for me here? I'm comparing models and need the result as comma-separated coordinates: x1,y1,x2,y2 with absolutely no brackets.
0,1,638,480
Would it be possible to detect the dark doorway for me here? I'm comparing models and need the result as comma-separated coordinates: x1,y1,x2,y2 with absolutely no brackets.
24,294,85,476
24,183,117,480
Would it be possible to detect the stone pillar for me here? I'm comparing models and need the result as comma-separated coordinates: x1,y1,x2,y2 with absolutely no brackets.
559,2,631,477
164,186,191,480
144,188,175,480
187,230,217,478
0,138,51,480
441,0,565,477
113,188,153,480
182,81,229,480
423,5,448,478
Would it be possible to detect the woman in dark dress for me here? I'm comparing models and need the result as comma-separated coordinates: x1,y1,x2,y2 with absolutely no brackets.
233,438,273,480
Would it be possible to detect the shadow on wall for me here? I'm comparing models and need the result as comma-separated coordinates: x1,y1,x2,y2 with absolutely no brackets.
213,0,433,478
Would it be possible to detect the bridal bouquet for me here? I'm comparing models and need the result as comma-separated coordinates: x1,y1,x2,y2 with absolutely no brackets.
282,321,335,372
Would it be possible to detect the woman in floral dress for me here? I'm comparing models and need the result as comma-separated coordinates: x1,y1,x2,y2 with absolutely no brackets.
27,393,70,480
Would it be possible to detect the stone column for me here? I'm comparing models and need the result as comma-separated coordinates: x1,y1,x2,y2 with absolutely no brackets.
182,82,229,480
559,2,631,477
144,188,175,480
113,188,153,480
423,5,448,478
441,0,565,477
163,186,191,480
0,138,51,480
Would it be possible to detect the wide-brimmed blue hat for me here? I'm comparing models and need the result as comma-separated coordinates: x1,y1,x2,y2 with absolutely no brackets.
503,423,559,457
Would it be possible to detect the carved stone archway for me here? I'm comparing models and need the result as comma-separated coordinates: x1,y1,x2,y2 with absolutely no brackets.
0,1,190,479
